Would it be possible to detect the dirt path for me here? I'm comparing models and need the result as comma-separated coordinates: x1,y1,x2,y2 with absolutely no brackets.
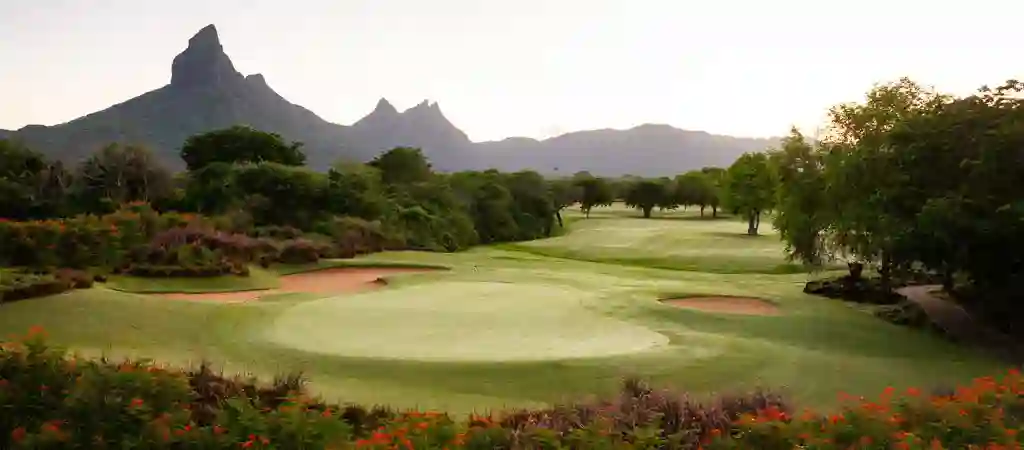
156,267,437,303
897,285,1022,360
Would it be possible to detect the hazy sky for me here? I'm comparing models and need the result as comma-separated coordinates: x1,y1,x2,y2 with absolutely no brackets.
1,0,1020,141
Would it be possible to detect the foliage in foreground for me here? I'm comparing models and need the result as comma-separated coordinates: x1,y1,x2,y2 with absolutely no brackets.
0,329,1021,449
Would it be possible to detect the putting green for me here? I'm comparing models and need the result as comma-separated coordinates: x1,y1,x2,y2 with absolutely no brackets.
265,281,669,361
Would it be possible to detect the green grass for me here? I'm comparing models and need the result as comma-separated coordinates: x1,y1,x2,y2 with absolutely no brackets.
267,281,667,361
509,204,808,273
270,259,451,276
104,260,449,293
0,204,1002,413
104,267,280,293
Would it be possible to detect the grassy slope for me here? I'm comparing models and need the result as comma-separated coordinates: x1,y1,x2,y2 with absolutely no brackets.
508,205,806,273
104,267,281,293
104,260,448,293
0,205,1002,413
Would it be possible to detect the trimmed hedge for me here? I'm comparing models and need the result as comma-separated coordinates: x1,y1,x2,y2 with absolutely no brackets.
0,275,69,303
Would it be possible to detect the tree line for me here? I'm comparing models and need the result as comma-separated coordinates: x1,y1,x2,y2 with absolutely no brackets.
762,78,1024,330
1,126,571,251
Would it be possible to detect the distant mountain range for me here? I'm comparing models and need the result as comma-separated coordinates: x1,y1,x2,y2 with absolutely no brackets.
1,25,780,176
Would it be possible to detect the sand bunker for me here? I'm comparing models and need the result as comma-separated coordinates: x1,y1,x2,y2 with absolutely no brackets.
155,267,437,303
661,296,780,316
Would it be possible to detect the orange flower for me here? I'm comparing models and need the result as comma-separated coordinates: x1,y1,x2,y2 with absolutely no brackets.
907,387,922,397
41,421,60,433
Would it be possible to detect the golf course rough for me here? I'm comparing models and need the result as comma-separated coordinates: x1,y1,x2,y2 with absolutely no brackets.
265,281,670,361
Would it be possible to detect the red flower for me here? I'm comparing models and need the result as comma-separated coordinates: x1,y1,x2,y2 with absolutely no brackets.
130,398,144,407
11,427,26,442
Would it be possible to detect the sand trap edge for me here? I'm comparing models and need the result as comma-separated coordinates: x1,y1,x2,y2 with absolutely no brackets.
151,267,441,303
659,295,781,316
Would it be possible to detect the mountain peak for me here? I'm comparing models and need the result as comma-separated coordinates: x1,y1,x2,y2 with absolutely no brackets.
245,73,268,87
373,98,398,115
191,24,220,47
405,100,447,117
170,24,243,88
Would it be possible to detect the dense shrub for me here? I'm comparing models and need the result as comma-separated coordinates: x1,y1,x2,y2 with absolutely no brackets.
125,264,235,278
0,328,351,448
313,217,393,258
0,330,1021,449
277,239,322,264
249,225,304,240
52,268,94,289
709,370,1024,449
804,275,904,304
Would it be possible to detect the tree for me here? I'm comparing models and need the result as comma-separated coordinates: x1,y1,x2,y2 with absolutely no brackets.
368,147,433,185
624,179,670,218
820,77,948,283
575,177,614,217
503,171,556,237
180,126,306,171
548,178,582,228
0,140,50,219
723,153,775,235
882,80,1024,298
770,127,828,266
674,171,717,217
326,160,387,219
469,179,520,243
75,143,171,210
234,163,329,228
182,162,238,214
700,167,726,217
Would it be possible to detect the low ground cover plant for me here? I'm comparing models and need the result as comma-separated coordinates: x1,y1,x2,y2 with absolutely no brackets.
0,328,1019,449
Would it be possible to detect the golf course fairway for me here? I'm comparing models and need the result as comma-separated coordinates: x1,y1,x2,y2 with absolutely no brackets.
0,205,1002,413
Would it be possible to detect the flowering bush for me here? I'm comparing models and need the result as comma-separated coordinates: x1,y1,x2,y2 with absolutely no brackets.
0,328,352,449
1,335,1021,449
709,371,1024,450
0,208,152,269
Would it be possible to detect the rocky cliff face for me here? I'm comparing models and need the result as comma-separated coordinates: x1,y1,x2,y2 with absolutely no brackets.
170,25,244,89
3,24,778,175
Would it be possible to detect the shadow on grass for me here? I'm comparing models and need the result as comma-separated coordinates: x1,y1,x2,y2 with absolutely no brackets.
644,214,735,222
498,245,810,274
704,231,775,240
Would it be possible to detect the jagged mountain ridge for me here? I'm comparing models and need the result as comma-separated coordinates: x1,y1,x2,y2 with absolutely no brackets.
3,24,780,175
